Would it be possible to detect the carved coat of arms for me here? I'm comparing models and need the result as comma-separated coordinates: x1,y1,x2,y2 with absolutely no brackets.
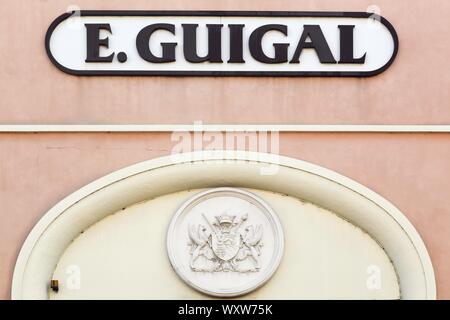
188,213,263,273
167,188,284,297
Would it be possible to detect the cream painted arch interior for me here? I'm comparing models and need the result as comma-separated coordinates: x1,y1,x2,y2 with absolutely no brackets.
49,189,400,299
11,151,436,299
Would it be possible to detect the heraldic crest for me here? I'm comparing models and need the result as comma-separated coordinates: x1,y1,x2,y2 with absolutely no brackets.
188,213,263,273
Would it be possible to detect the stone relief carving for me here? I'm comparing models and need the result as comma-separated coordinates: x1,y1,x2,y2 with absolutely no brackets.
188,213,263,273
167,188,284,297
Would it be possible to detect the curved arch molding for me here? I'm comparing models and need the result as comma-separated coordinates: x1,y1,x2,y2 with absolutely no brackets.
11,151,436,299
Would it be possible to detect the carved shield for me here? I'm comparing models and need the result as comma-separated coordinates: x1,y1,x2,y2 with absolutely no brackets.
211,231,241,261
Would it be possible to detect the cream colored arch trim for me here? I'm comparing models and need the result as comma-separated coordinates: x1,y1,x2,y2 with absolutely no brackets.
11,151,436,299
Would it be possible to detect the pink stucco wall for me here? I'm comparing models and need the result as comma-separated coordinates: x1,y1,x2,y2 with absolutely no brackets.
0,1,449,299
1,0,449,125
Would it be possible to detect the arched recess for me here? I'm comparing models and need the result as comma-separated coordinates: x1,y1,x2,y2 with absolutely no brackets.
11,151,436,299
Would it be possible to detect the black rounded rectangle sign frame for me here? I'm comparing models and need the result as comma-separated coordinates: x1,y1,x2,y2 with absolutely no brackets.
45,10,399,77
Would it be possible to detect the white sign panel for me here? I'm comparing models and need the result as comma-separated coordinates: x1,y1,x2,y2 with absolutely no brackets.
46,11,399,77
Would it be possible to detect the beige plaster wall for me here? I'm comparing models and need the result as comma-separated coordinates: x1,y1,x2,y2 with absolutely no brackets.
0,133,449,299
49,189,400,300
0,0,449,299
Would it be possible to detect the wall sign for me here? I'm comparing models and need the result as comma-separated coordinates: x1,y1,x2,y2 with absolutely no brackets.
46,11,399,77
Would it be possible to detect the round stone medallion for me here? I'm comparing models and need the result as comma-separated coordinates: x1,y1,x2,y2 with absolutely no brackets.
166,188,284,297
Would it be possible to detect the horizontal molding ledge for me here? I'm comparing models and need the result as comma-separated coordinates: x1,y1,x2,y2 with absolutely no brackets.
0,124,450,133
